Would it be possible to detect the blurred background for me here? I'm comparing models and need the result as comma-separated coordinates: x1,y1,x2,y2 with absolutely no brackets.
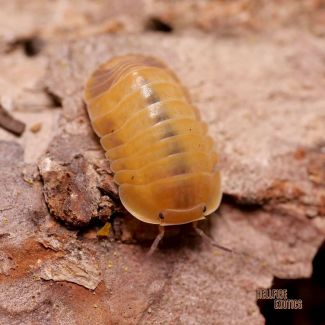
0,1,324,325
0,0,324,156
0,0,325,161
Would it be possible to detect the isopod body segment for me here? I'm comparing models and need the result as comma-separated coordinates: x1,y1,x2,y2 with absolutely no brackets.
84,55,222,226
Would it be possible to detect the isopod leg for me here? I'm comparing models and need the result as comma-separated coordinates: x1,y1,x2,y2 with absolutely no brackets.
192,222,275,272
147,225,165,256
192,221,234,254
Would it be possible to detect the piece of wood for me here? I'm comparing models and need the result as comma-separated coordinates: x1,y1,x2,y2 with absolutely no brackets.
0,105,26,136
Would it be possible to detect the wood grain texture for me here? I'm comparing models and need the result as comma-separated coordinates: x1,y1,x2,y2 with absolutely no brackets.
84,55,222,225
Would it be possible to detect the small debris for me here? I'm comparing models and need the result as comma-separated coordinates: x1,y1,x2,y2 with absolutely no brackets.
0,105,26,136
22,173,34,185
0,251,14,275
30,122,42,133
97,223,111,239
247,308,256,316
37,249,102,290
213,250,220,256
21,167,38,185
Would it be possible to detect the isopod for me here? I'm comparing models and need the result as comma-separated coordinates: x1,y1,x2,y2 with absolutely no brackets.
84,55,222,250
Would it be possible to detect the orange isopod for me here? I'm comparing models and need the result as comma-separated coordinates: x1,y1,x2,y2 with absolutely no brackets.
84,55,222,242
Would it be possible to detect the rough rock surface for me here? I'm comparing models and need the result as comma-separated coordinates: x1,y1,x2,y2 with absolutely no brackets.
0,1,324,324
1,0,324,50
45,31,325,218
0,0,145,49
35,31,325,324
145,0,325,36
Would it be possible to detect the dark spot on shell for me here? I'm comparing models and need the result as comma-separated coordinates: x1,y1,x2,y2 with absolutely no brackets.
161,127,176,139
147,93,160,105
172,164,188,175
167,143,183,155
159,212,164,220
155,112,169,122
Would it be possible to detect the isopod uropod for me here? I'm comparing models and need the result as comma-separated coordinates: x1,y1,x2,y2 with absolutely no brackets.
84,54,222,247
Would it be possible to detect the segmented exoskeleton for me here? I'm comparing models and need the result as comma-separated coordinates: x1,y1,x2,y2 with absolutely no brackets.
84,55,222,227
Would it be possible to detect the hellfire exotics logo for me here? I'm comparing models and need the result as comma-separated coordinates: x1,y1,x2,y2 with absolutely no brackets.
256,289,303,309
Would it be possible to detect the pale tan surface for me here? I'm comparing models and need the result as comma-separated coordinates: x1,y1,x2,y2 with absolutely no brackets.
0,1,324,324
